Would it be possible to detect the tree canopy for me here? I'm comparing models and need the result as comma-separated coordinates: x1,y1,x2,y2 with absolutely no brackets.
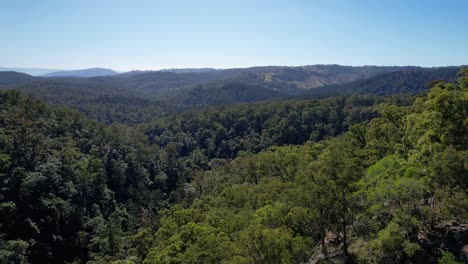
0,69,466,263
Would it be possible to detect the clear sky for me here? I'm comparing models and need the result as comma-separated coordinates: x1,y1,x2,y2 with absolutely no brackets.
1,0,467,71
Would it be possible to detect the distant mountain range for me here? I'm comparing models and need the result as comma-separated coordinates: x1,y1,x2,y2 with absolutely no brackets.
0,67,119,77
0,67,221,77
41,67,119,77
0,64,463,123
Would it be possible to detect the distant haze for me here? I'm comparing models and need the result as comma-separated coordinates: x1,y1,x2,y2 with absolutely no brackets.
41,68,119,78
0,67,62,76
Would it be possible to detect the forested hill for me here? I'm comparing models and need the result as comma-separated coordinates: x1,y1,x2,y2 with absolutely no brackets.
0,70,466,263
0,71,35,86
0,65,462,125
298,66,461,98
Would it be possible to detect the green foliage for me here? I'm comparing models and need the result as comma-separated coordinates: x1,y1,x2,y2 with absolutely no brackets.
438,251,461,264
0,240,29,264
145,222,235,264
238,224,312,264
368,221,421,262
0,91,178,263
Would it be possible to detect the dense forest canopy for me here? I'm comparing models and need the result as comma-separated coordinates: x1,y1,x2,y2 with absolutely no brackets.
0,68,466,263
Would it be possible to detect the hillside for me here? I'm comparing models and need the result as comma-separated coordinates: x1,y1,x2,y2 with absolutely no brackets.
4,77,170,125
170,81,287,108
167,66,461,108
254,65,417,89
298,67,461,99
0,71,35,86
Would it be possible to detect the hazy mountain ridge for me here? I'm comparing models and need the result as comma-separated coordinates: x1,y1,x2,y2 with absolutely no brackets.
41,67,119,77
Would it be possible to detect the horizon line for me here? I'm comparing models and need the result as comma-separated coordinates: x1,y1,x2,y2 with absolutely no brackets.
1,64,466,73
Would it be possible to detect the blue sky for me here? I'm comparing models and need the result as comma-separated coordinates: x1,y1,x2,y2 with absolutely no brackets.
1,0,467,71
